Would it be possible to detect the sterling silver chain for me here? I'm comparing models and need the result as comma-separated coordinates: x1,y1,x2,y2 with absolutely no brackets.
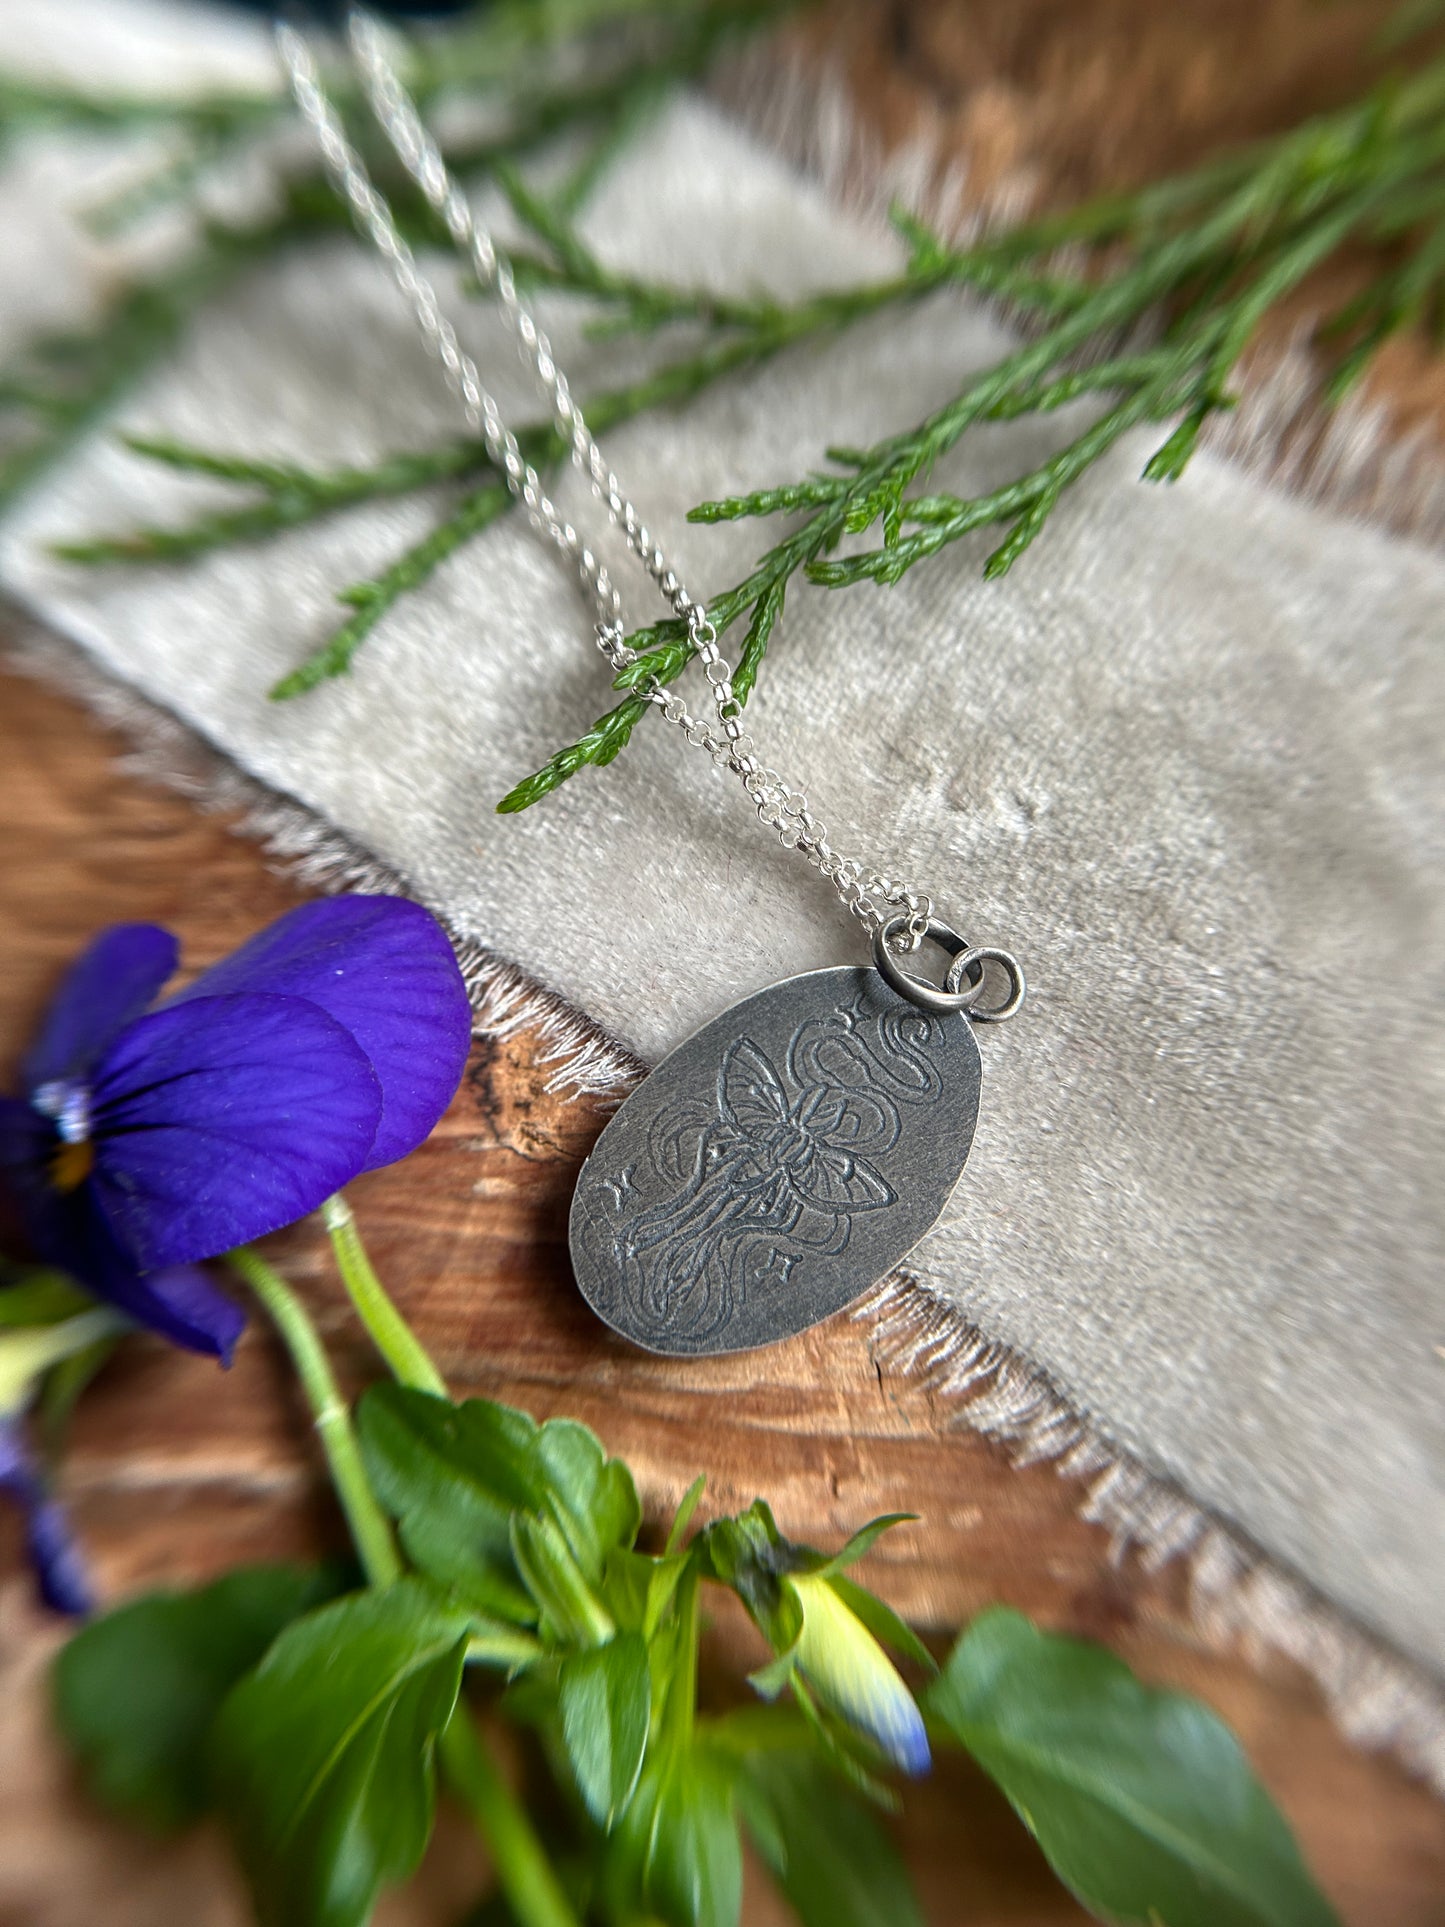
277,11,943,947
281,15,1026,1021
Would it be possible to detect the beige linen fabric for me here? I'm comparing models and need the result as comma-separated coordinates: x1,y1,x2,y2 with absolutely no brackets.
1,3,1442,1688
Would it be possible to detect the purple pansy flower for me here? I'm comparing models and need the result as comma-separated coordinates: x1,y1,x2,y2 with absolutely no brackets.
0,897,471,1363
0,1412,92,1615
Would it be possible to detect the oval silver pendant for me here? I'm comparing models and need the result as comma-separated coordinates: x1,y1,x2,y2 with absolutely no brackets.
569,967,982,1356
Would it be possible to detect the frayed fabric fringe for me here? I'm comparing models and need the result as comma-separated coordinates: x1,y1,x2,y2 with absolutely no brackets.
857,1274,1445,1791
6,617,1445,1795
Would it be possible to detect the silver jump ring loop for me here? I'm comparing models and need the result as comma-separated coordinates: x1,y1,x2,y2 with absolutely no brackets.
872,915,987,1016
945,946,1027,1023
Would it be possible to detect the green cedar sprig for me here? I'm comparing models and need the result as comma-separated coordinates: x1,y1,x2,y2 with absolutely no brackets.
493,53,1445,805
5,8,1443,821
0,0,797,520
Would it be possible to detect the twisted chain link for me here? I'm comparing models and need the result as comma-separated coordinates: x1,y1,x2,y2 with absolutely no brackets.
277,13,931,941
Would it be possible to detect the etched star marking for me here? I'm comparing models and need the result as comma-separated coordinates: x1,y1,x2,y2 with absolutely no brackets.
602,1163,639,1211
758,1249,800,1289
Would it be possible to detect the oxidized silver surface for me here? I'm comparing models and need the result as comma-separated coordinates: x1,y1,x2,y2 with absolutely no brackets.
569,967,982,1356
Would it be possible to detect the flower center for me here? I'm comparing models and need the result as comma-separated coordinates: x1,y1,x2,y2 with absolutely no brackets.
31,1081,95,1194
49,1139,96,1194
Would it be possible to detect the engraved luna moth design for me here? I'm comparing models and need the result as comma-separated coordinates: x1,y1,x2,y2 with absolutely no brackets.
605,995,943,1343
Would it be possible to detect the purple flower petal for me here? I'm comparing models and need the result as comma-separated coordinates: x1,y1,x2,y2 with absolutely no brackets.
26,1491,95,1615
0,1095,48,1173
167,897,470,1170
79,1234,246,1363
5,1153,246,1361
89,992,383,1268
105,1264,246,1365
0,1097,59,1259
0,1416,30,1488
0,1415,93,1616
21,925,178,1092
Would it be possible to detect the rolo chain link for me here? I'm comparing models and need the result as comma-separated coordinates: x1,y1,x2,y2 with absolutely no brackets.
277,12,934,945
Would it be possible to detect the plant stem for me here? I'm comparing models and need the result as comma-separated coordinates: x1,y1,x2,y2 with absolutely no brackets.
320,1193,447,1397
664,1561,701,1753
50,436,488,566
0,1307,131,1413
439,1709,583,1927
232,1233,577,1927
0,241,248,516
226,1243,402,1589
271,480,513,698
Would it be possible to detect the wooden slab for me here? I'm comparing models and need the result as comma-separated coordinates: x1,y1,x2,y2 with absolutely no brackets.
1,660,1443,1924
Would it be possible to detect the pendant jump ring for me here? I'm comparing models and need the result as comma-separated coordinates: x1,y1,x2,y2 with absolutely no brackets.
945,946,1026,1023
872,915,985,1015
873,916,1025,1021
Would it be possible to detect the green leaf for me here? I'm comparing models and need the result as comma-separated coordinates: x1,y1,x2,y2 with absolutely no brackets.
462,1615,547,1672
493,159,602,282
0,1269,94,1328
647,1760,742,1927
512,1511,615,1647
534,1415,642,1583
928,1608,1339,1927
685,476,843,524
495,695,650,812
269,480,513,700
54,1564,338,1832
559,1631,651,1827
747,1645,798,1699
357,1385,639,1625
843,481,898,536
815,1512,917,1575
731,578,784,705
737,1746,922,1927
611,632,693,691
356,1384,538,1622
611,1744,743,1927
603,1545,688,1639
1142,405,1207,483
665,1474,707,1553
210,1579,470,1927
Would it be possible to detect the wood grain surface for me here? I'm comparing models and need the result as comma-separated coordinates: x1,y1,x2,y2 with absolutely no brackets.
2,0,1444,1919
1,669,1443,1926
